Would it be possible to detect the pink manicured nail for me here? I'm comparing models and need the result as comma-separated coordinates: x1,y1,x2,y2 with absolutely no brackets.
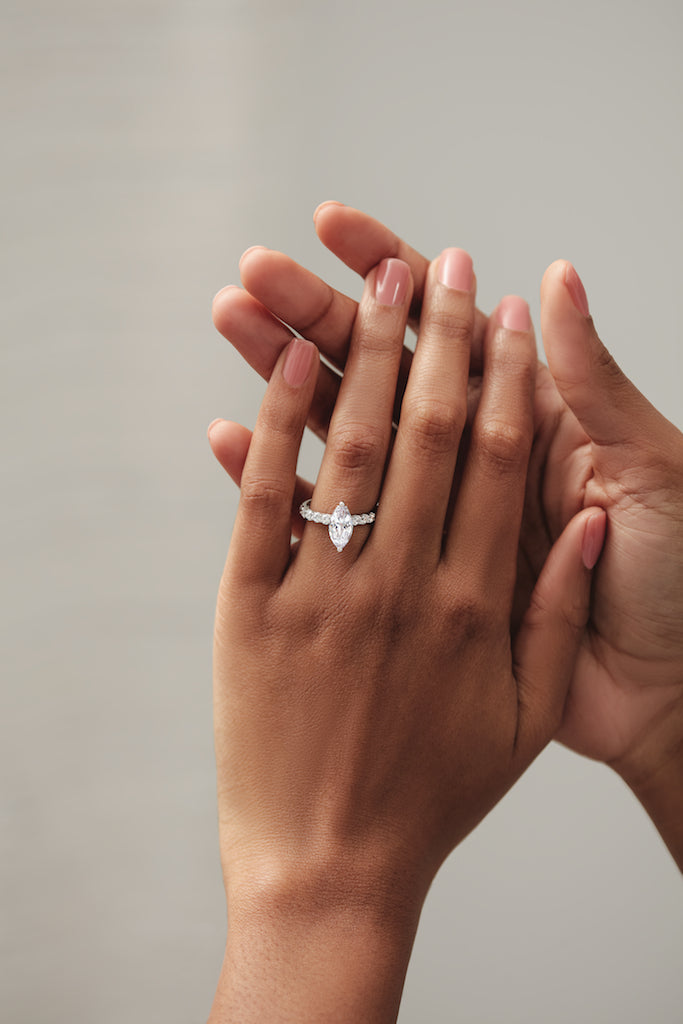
375,258,410,306
207,418,223,437
565,263,590,317
499,295,531,332
437,248,473,292
582,510,606,570
283,337,315,387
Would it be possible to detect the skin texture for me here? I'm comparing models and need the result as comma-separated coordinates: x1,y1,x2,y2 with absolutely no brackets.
210,203,683,871
208,254,604,1022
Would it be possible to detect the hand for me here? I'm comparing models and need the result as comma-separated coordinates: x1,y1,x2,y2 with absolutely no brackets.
208,253,603,1021
211,203,683,868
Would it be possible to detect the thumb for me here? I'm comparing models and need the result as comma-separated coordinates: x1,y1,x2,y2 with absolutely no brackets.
512,506,606,759
540,260,654,447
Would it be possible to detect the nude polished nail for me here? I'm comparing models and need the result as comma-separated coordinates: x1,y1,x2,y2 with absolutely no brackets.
438,248,473,292
565,263,590,317
499,295,531,332
582,510,607,570
375,258,410,306
283,337,315,387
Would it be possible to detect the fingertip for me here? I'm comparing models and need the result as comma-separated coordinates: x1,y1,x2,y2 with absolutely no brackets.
541,259,590,317
239,245,268,269
212,284,240,324
540,259,594,383
540,259,569,295
207,420,252,484
313,199,345,223
207,417,224,439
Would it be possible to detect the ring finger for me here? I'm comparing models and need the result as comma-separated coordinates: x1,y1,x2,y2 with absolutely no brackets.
298,258,412,561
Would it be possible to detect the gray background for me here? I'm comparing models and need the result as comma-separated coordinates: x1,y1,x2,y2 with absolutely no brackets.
3,1,682,1021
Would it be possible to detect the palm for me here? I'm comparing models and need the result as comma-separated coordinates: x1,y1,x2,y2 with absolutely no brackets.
521,364,683,765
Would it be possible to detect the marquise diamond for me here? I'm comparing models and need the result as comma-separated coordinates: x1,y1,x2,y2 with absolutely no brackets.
329,501,353,552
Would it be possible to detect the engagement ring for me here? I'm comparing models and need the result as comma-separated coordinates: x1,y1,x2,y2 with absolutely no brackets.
299,499,377,552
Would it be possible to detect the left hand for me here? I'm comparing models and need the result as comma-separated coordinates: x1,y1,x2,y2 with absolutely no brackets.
209,252,604,1020
211,205,683,806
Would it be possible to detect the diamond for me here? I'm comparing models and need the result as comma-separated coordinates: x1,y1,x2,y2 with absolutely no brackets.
329,501,353,552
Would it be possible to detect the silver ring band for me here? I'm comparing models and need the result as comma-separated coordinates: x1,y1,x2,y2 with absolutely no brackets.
299,499,377,552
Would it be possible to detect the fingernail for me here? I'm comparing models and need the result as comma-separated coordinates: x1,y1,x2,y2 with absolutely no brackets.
565,263,590,317
582,510,606,570
437,248,473,292
207,418,223,438
239,245,267,267
375,258,410,306
283,337,315,387
313,199,344,221
498,295,531,332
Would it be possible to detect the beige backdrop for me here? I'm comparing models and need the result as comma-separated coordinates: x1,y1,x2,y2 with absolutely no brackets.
3,1,682,1021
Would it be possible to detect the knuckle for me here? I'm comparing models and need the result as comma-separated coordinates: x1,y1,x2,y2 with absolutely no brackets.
592,341,634,399
355,320,401,356
295,290,335,337
239,475,290,514
424,308,473,345
406,399,463,456
500,351,535,390
592,338,619,376
475,418,530,470
439,573,490,638
490,331,535,371
450,597,485,638
328,424,386,472
526,585,587,636
558,595,590,634
259,399,301,438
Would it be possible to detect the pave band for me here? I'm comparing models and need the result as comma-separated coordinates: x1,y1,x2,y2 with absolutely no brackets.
299,499,377,552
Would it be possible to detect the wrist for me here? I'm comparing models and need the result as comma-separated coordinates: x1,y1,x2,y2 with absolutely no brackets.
210,866,423,1024
609,694,683,872
220,821,434,932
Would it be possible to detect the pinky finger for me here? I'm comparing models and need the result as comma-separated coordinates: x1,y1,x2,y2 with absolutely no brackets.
208,419,314,538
